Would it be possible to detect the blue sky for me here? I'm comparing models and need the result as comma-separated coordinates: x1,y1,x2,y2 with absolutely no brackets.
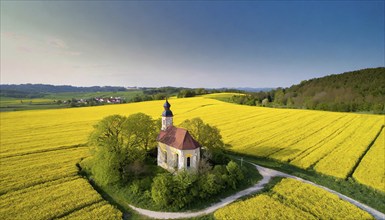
1,1,384,88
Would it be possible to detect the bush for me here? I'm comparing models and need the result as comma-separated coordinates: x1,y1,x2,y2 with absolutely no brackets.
150,160,247,209
151,173,174,208
198,173,222,198
226,161,244,189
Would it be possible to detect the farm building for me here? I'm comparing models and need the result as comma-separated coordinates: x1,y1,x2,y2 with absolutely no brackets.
157,100,201,172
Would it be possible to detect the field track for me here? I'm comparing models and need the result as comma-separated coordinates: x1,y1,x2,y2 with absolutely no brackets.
128,161,385,219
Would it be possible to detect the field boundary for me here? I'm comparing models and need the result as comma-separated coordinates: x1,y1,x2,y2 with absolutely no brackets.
54,199,104,219
0,143,88,159
347,125,385,180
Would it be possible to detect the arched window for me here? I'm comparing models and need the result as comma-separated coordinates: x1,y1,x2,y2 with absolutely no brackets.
164,151,167,164
187,157,191,168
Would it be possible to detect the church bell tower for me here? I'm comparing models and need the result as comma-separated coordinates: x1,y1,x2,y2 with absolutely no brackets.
161,99,173,130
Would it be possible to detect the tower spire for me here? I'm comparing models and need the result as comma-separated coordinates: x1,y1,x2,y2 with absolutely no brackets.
161,99,173,130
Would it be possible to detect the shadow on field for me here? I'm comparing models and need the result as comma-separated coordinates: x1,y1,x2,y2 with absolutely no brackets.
243,145,301,160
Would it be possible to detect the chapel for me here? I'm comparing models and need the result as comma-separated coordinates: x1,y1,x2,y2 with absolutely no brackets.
156,100,200,172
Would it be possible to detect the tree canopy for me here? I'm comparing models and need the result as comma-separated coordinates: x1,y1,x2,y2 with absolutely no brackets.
227,67,385,113
179,117,228,163
151,160,245,209
88,113,159,186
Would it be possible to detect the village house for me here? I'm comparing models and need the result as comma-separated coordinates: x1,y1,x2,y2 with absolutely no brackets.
157,100,201,172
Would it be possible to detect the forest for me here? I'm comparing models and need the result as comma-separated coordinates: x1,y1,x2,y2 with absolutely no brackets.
228,67,385,113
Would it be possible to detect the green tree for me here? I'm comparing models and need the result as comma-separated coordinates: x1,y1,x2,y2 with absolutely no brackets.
123,113,159,152
151,173,173,207
274,88,285,106
261,98,269,106
171,171,198,208
177,89,196,98
179,118,224,152
179,118,227,163
226,161,244,189
198,173,221,198
88,113,159,186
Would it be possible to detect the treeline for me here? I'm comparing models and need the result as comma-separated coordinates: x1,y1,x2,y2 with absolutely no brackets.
0,84,242,100
177,88,243,98
0,89,45,98
129,87,243,101
229,67,385,113
0,84,126,96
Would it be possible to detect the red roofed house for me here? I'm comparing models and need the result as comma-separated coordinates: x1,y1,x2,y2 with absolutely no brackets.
157,100,201,172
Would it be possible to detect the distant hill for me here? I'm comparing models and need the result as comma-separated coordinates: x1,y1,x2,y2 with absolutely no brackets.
228,67,385,114
0,84,127,93
282,67,385,112
230,87,274,92
0,84,128,98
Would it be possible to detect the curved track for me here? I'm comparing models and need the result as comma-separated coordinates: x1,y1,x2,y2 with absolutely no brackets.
128,162,385,219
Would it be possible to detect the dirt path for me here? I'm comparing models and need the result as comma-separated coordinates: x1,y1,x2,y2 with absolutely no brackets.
128,163,385,220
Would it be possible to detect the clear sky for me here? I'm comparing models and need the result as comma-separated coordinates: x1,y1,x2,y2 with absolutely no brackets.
1,1,384,88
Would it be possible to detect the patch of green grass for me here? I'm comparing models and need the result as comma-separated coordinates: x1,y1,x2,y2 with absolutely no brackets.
228,151,385,213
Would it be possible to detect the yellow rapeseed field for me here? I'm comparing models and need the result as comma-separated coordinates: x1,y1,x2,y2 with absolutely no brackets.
60,201,122,220
214,178,374,220
353,127,385,192
0,177,121,219
0,147,90,194
0,94,383,218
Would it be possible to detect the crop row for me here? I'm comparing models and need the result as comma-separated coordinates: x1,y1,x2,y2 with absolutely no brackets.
313,117,382,178
0,177,122,220
59,201,122,220
353,128,385,192
214,178,374,219
0,147,90,194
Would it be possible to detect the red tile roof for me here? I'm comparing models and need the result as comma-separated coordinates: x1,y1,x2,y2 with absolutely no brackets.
157,126,201,150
